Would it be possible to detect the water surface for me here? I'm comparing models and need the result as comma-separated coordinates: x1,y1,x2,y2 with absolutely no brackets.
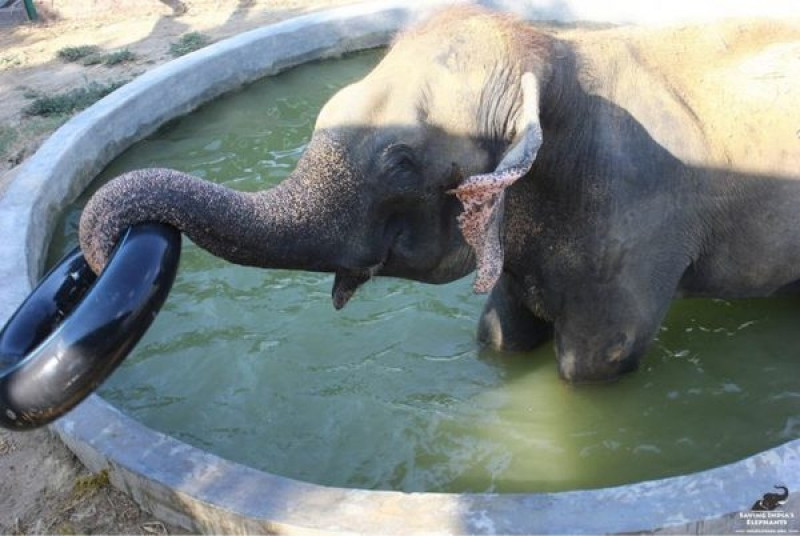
49,50,800,493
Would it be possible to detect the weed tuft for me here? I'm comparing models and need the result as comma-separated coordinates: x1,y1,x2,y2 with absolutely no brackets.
169,32,210,57
0,126,17,160
23,80,128,117
72,468,110,499
57,45,137,67
57,45,101,63
80,55,104,66
1,54,24,68
103,49,136,66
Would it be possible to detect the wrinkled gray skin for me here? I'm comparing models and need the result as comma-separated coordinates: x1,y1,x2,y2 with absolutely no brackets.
81,7,800,382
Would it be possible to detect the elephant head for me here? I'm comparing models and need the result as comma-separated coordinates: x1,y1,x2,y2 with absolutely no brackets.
80,7,551,309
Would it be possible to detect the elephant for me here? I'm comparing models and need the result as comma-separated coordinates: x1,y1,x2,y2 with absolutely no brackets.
79,6,800,383
752,486,790,511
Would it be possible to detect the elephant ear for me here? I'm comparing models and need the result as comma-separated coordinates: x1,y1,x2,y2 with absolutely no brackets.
451,72,543,293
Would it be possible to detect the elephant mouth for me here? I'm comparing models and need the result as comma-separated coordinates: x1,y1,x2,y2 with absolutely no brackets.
331,217,409,309
331,265,382,310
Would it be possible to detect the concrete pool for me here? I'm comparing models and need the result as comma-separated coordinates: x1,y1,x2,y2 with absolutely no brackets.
1,0,799,533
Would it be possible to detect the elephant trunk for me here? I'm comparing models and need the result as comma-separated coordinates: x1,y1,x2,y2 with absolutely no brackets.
79,167,343,276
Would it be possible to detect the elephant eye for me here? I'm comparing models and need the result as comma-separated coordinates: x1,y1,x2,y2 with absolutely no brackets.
383,143,420,177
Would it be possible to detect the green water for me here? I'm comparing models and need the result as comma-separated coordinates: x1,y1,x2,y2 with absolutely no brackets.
48,50,800,493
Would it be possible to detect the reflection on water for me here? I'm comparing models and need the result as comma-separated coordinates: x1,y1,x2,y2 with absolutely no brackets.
48,50,800,493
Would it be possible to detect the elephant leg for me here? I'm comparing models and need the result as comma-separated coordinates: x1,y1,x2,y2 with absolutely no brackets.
477,273,552,352
551,246,692,383
555,280,677,382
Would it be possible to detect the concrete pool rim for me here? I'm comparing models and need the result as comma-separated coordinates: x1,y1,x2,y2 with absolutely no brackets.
1,0,799,533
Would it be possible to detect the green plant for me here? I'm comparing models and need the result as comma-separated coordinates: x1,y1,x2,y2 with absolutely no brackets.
0,126,17,157
21,87,39,99
81,55,104,66
103,48,136,66
56,45,137,67
72,469,110,498
56,45,101,63
169,32,210,57
22,80,128,117
0,54,23,68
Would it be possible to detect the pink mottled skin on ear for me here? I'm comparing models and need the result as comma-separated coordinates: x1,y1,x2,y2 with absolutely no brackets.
450,166,525,293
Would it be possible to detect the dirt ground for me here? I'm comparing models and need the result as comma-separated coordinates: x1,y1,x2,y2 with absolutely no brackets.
0,1,354,533
0,0,357,180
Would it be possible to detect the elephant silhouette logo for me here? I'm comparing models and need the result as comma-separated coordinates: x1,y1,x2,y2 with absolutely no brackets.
751,485,789,511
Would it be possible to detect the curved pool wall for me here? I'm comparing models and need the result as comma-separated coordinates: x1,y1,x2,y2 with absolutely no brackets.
1,0,799,533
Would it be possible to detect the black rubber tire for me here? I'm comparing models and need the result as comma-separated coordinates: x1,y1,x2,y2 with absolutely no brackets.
0,223,181,429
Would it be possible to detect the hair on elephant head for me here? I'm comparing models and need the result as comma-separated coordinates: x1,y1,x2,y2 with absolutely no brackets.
81,6,800,383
